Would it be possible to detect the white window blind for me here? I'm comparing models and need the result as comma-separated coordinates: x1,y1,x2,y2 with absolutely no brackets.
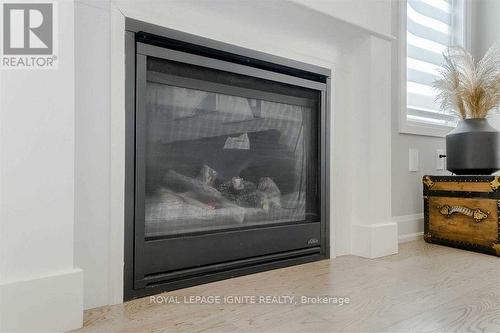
406,0,464,127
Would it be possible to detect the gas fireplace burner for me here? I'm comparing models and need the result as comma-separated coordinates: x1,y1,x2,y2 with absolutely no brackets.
124,18,331,301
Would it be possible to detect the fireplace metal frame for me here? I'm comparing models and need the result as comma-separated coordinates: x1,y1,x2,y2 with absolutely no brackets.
124,18,331,301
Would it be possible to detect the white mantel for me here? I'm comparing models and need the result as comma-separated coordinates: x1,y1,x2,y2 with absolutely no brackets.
104,0,397,307
72,0,398,312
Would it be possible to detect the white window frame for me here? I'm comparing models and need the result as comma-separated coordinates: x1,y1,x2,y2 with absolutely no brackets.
398,0,471,137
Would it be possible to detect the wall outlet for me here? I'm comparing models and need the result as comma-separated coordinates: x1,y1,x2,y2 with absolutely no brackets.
409,148,419,172
436,149,446,170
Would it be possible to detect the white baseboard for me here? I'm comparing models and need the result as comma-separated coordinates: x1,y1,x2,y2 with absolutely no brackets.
351,222,398,258
398,232,424,243
0,268,83,332
393,213,424,243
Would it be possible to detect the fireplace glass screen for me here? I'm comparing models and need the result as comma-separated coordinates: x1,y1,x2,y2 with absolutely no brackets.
143,58,320,238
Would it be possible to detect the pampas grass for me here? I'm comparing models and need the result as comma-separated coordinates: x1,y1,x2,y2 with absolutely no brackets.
434,44,500,119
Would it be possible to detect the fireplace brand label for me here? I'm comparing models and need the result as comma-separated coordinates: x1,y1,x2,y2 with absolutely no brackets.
307,238,319,245
1,1,58,69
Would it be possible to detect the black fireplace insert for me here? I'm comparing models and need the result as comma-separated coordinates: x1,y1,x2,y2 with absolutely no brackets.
124,19,331,300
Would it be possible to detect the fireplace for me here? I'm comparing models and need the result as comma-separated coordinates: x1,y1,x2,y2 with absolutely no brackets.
124,19,330,300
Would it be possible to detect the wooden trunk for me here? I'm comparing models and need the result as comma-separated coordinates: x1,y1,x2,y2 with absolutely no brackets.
423,175,500,256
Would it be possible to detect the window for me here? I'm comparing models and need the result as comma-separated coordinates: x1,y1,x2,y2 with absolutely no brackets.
400,0,469,136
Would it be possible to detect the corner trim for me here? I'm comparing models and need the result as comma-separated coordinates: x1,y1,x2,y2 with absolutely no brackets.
0,268,83,332
351,222,398,258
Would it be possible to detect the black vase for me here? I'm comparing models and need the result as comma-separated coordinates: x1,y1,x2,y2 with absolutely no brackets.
446,118,500,175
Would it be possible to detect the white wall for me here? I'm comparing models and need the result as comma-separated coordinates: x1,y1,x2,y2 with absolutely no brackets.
471,0,500,130
471,0,500,58
391,0,500,242
0,1,83,331
390,1,447,234
389,1,449,242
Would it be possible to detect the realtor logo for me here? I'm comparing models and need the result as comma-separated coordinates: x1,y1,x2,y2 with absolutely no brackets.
1,2,57,69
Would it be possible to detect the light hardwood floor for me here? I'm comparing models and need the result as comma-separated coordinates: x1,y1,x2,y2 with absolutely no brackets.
74,240,500,333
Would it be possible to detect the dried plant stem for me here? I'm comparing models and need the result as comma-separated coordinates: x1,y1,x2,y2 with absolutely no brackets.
434,44,500,119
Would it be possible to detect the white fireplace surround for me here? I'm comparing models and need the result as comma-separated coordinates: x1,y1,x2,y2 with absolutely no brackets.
0,1,396,331
101,0,396,309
